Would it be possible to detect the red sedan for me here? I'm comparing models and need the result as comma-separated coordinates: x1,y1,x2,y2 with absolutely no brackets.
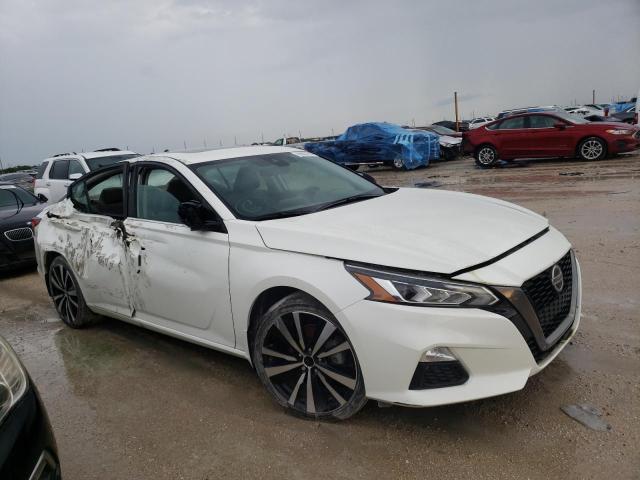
463,111,640,167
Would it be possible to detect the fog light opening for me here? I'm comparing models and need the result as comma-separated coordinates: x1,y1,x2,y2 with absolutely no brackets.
420,346,457,363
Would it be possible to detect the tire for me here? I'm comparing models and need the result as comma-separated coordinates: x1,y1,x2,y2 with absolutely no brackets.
47,256,100,328
391,156,405,170
474,144,498,167
577,137,607,161
252,292,367,420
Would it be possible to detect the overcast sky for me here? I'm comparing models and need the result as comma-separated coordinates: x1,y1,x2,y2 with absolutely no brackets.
1,0,639,166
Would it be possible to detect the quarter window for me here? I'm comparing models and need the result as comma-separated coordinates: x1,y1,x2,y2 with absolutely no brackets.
135,167,199,223
36,162,49,179
49,160,70,180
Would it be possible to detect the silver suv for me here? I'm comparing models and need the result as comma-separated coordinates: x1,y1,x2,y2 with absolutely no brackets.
34,148,139,202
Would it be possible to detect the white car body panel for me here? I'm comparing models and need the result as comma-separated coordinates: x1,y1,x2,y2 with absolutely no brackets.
438,135,462,147
256,188,548,274
34,146,580,410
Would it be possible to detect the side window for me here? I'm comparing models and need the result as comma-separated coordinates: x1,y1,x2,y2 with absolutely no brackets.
70,181,90,213
49,160,70,180
135,167,199,223
498,117,526,130
68,160,85,177
86,168,125,217
36,161,49,179
528,115,556,128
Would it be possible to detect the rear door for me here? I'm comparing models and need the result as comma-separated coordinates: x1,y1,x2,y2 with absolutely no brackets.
122,161,235,347
493,116,528,157
47,158,86,202
63,165,134,317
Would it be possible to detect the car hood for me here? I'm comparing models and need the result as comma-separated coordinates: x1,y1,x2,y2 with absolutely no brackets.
256,188,549,274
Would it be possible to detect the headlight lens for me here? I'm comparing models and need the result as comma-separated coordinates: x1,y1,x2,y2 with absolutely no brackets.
345,264,498,307
605,129,632,135
0,337,28,424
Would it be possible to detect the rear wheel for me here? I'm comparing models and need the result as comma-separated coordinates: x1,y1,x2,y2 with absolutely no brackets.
48,256,100,328
577,137,607,161
252,293,367,420
475,144,498,167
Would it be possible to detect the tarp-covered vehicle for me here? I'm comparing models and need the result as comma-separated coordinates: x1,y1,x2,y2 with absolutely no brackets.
304,122,440,170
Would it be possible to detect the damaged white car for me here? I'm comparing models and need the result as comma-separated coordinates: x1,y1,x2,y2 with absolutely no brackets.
33,146,581,420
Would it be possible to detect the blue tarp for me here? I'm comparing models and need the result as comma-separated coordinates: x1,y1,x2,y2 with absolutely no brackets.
304,122,440,169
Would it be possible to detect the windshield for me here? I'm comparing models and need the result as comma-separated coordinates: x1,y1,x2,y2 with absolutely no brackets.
193,152,385,220
86,154,139,171
551,111,589,124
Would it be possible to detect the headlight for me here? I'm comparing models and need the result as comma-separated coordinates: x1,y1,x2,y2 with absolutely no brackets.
0,336,28,424
605,129,632,135
345,264,498,307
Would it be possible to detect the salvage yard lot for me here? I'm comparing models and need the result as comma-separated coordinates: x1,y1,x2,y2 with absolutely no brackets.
1,153,639,479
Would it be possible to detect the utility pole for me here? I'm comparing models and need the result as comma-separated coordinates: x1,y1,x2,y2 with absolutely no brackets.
183,140,187,151
592,89,596,104
0,156,4,173
454,91,460,132
234,136,237,146
261,132,264,143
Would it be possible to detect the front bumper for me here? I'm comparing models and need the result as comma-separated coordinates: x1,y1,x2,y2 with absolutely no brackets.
0,225,36,270
336,252,582,407
608,134,640,154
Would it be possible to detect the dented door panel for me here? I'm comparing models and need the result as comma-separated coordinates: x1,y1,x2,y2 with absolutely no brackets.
37,199,133,317
123,218,235,347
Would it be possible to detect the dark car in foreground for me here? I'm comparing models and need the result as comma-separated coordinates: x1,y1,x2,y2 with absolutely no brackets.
0,335,61,479
0,185,47,270
463,111,640,167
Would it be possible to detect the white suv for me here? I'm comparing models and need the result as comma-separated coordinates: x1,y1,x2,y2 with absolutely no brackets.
33,146,581,420
34,148,139,202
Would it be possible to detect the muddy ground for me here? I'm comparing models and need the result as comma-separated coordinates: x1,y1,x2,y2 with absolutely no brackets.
1,153,639,479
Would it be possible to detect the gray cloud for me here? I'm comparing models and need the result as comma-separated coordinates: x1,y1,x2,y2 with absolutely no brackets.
0,0,638,165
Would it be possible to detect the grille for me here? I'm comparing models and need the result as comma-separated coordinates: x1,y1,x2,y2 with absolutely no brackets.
522,251,573,338
4,227,33,242
409,361,469,390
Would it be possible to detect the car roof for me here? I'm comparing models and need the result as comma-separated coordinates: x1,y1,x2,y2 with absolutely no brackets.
148,146,304,165
43,150,139,161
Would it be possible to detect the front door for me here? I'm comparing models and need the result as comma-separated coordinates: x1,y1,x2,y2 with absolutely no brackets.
521,115,573,157
493,116,529,157
65,165,134,317
123,162,235,347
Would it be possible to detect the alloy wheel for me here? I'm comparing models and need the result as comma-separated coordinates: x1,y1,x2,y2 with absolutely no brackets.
393,157,404,169
49,264,79,325
478,147,495,165
580,140,603,160
259,311,358,415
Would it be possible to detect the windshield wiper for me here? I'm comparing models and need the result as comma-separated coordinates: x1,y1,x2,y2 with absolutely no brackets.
310,193,383,213
251,208,317,221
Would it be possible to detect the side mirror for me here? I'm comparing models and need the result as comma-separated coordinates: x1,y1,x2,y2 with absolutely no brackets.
69,173,83,180
554,122,566,130
37,193,48,203
178,200,225,232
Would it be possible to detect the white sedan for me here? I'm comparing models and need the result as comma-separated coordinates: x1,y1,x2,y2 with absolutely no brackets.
33,146,581,419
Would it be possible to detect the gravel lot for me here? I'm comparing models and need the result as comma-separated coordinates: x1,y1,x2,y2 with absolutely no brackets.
1,153,639,479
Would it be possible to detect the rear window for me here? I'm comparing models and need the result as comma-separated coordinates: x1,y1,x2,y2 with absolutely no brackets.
36,162,49,179
86,154,139,171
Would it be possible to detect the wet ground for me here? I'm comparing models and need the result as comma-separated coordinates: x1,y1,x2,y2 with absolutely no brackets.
1,153,639,479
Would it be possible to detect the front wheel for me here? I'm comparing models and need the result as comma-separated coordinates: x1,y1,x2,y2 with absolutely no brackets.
391,156,405,170
253,293,367,420
577,137,607,161
48,256,100,328
474,145,498,167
